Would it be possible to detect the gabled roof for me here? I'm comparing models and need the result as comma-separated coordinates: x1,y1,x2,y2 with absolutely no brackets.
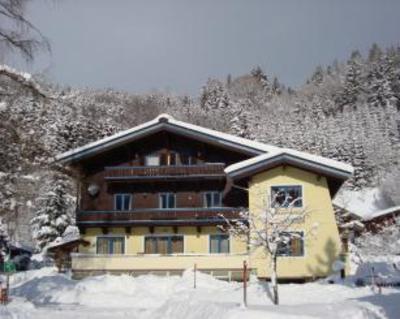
225,148,353,180
56,114,278,164
56,114,353,191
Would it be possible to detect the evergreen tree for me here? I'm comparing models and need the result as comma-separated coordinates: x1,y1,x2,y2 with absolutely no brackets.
0,217,9,262
310,65,324,85
31,175,73,250
338,51,363,110
200,79,229,112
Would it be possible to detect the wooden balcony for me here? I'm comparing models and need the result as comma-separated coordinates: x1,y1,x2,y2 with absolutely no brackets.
77,207,244,227
104,163,226,182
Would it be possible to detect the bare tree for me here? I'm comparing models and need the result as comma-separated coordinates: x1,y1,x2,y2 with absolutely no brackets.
0,0,49,61
221,187,312,305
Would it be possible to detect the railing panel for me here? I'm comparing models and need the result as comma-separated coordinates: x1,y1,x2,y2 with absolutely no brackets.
104,163,226,180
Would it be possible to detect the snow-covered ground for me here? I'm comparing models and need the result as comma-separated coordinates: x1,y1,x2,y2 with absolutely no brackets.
0,267,399,319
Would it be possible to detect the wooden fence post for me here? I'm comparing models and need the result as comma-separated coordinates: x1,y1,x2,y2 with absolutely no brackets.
194,263,197,289
243,260,248,307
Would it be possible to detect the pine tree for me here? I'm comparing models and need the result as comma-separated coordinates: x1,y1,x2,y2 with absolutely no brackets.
200,79,230,112
229,100,255,139
0,217,9,262
338,51,363,110
31,175,73,250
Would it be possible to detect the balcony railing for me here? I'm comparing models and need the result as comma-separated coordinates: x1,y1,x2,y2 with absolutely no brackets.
104,163,226,181
77,207,244,227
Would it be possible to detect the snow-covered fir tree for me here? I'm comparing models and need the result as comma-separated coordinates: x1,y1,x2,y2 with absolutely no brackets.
31,174,74,250
0,217,9,262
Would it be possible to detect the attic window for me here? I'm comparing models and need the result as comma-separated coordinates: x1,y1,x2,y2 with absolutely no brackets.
271,185,303,208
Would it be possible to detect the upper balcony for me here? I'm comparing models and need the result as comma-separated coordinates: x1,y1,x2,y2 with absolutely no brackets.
104,163,226,182
77,207,244,227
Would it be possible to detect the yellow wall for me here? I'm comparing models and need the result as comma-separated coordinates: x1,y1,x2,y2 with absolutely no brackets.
77,165,342,279
80,226,247,257
248,165,342,278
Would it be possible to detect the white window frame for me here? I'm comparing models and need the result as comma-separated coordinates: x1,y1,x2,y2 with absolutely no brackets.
159,193,176,209
113,193,132,211
203,191,222,208
208,233,231,254
270,184,304,208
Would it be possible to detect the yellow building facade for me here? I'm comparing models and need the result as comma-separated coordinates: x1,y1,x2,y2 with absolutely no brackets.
73,164,344,280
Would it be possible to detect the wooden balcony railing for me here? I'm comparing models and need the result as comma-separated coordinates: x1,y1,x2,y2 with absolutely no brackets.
77,207,244,227
104,163,226,181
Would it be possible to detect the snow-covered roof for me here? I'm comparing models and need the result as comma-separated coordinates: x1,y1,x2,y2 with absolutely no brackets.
56,114,353,186
334,187,400,221
225,148,353,180
363,206,400,222
56,114,278,163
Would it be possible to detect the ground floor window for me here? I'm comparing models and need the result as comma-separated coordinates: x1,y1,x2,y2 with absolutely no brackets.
144,235,184,254
96,236,125,254
209,234,230,254
276,232,304,257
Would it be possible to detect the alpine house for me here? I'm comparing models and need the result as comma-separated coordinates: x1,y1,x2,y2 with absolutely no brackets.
56,114,353,280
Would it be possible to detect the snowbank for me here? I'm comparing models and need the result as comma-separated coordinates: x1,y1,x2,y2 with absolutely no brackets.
0,267,398,319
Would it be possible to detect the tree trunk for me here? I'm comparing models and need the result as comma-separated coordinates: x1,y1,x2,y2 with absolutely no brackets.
270,253,279,305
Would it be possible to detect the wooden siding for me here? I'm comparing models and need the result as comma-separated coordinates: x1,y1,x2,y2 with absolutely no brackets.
104,163,225,181
77,207,243,227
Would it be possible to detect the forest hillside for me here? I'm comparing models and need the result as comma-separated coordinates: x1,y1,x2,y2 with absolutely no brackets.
1,43,399,245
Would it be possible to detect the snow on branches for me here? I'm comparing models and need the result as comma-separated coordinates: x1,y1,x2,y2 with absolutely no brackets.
220,187,315,305
30,173,74,251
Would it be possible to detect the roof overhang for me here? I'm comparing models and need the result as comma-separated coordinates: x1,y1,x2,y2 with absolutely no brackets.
55,114,275,165
224,151,353,196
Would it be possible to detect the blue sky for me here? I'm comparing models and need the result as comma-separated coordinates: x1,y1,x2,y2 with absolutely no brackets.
11,0,400,95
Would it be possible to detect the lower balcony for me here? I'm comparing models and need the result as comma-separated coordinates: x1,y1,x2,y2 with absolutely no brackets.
76,207,244,227
71,253,250,279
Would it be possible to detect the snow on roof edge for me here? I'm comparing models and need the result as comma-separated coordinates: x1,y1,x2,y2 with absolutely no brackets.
56,114,277,162
364,205,400,221
56,114,353,177
225,148,354,176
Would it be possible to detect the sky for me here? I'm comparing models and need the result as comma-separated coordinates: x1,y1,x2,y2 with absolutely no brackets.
10,0,400,95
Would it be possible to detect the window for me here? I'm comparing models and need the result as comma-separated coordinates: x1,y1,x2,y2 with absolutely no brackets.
114,194,131,211
204,192,222,208
145,154,160,166
160,153,177,166
180,153,196,165
209,234,230,253
144,235,183,254
96,236,125,254
160,193,176,209
271,185,303,208
276,232,304,257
